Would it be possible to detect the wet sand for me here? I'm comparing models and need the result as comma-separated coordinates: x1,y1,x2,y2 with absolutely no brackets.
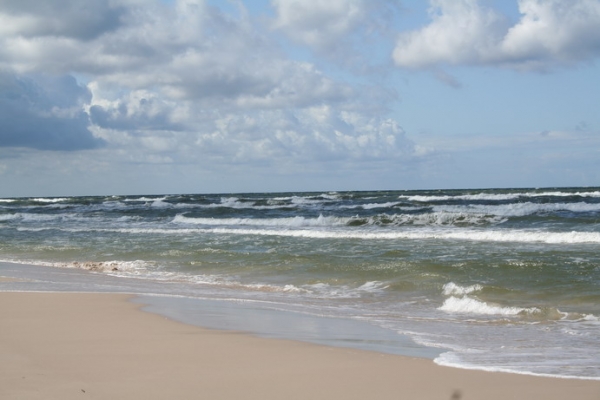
1,292,599,400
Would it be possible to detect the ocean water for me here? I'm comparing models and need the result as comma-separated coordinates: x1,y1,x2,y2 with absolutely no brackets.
1,187,599,379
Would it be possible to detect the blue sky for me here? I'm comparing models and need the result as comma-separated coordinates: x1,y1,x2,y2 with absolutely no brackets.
1,0,599,196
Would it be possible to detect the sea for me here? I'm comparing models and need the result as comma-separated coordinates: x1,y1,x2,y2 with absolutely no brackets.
1,187,599,380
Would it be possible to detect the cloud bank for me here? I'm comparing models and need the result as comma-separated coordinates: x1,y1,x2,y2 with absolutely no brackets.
0,0,413,166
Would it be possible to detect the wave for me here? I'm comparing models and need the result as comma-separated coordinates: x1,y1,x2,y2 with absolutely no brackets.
6,191,600,218
437,286,585,322
401,190,600,202
442,282,483,296
434,352,600,381
303,281,389,298
162,199,600,217
172,197,600,215
123,196,169,202
341,201,403,210
404,193,523,202
173,212,505,228
433,202,600,217
172,214,348,227
203,227,600,244
9,202,597,229
3,257,390,301
289,196,330,205
31,197,71,203
11,224,600,244
0,258,154,273
439,296,540,316
0,213,79,222
379,212,506,226
196,197,293,210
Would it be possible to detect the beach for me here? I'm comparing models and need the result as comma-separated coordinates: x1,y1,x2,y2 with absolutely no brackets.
1,189,600,379
2,291,599,400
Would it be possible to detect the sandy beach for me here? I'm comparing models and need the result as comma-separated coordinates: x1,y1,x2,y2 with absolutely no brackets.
1,292,598,400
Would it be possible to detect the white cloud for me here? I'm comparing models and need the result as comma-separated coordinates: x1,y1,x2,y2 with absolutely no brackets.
500,0,600,68
271,0,366,49
270,0,401,67
0,0,357,107
89,88,185,132
393,0,600,70
0,0,413,161
89,102,415,166
393,0,507,68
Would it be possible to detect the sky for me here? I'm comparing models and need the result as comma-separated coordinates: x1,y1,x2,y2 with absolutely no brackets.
1,0,600,197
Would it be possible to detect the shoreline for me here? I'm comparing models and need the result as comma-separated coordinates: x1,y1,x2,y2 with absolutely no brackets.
3,261,600,382
2,291,600,399
0,261,442,360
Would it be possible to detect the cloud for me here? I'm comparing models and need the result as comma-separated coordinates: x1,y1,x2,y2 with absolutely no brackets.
270,0,401,67
89,88,185,132
271,0,366,48
393,0,600,71
392,0,508,68
501,0,600,68
0,0,418,184
0,0,356,107
0,0,126,40
202,107,415,163
88,103,415,166
0,71,104,150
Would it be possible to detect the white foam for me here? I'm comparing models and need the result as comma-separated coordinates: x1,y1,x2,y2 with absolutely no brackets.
204,227,600,244
0,214,18,221
302,281,388,298
184,197,289,210
401,190,600,202
32,198,69,203
434,352,600,381
391,211,505,225
151,199,172,208
341,202,402,210
172,214,348,227
0,213,77,222
442,282,483,296
439,296,539,316
61,260,153,273
12,224,600,244
321,192,341,200
290,196,326,205
404,194,521,202
357,281,389,292
241,283,308,294
533,190,600,198
0,258,152,273
432,202,600,218
123,196,168,202
172,212,505,228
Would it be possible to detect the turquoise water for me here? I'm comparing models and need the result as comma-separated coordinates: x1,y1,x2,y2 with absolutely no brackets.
1,187,600,378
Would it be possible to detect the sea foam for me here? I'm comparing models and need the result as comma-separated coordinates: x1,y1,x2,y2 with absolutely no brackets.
439,296,539,316
442,282,483,296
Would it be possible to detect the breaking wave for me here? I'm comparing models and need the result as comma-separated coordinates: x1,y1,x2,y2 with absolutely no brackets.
173,212,506,228
439,296,540,316
402,190,600,202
